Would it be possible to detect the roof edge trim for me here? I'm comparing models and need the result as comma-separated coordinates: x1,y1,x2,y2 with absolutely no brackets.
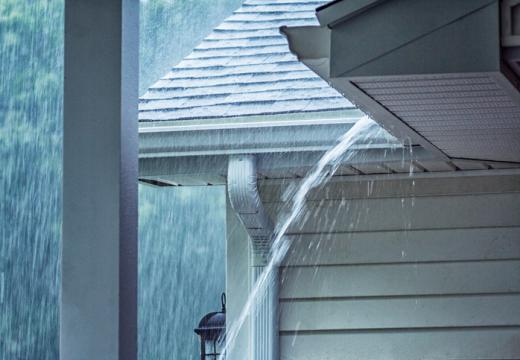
316,0,389,28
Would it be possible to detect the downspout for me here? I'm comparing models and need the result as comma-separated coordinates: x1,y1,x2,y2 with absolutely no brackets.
227,155,279,360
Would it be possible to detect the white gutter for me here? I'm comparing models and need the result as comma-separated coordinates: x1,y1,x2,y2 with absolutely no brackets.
227,155,279,360
138,110,404,159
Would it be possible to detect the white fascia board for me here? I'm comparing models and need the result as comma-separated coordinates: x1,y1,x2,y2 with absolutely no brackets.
316,0,388,28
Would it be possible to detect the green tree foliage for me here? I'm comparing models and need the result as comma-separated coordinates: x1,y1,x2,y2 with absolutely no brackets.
0,1,63,358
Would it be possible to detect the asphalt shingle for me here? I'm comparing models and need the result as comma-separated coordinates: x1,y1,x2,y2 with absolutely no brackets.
139,0,354,122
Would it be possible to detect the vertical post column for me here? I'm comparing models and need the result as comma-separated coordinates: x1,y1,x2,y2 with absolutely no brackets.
251,265,279,360
226,199,252,360
62,1,138,359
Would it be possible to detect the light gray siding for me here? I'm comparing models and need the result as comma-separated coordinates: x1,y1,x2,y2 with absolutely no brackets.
261,173,520,360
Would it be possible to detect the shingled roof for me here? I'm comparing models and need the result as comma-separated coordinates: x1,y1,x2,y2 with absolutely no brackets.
139,0,355,122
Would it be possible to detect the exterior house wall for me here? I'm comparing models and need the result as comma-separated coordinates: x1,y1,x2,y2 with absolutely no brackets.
269,173,520,360
227,173,520,360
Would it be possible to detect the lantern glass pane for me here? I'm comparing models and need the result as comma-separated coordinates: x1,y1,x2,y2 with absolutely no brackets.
204,339,218,359
205,340,216,359
216,336,225,356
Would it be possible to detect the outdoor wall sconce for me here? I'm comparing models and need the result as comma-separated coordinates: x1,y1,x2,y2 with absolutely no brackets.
194,293,226,360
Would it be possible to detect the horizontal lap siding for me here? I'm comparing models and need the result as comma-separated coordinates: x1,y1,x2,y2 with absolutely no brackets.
264,175,520,360
280,294,520,331
266,193,520,233
283,227,520,266
259,174,520,202
280,260,520,298
280,329,520,360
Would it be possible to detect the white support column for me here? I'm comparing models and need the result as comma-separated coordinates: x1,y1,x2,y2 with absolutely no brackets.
226,199,252,360
62,1,138,359
251,265,279,360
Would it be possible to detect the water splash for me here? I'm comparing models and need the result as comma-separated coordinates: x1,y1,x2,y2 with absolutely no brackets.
220,116,384,359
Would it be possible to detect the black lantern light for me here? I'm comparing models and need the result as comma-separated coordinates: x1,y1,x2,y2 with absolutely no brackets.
194,293,226,360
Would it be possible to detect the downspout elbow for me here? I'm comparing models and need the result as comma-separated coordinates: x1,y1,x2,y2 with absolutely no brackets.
227,155,274,263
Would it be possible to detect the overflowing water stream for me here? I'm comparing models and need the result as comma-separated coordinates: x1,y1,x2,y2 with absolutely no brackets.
220,116,385,359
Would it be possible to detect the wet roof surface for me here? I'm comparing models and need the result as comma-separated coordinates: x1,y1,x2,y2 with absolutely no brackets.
139,0,354,122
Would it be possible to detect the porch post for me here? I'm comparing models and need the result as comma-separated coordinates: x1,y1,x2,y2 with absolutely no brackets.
62,1,138,359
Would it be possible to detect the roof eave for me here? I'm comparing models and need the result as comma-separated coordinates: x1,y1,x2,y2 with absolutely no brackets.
282,0,520,164
280,25,331,79
281,24,449,161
